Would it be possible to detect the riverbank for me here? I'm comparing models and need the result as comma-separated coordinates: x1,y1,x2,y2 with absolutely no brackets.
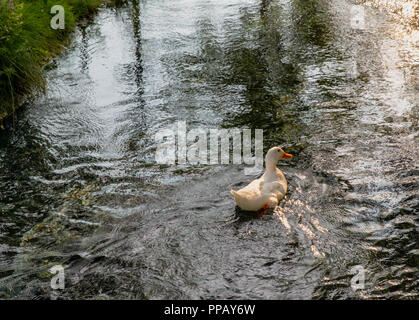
0,0,117,127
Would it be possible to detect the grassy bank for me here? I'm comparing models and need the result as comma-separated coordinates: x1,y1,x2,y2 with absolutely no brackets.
0,0,107,127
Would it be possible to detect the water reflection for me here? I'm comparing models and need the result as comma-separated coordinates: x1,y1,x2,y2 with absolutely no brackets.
290,0,332,47
221,0,302,151
132,0,144,93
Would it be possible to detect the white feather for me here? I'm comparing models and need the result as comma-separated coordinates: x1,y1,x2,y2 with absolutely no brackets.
230,146,291,211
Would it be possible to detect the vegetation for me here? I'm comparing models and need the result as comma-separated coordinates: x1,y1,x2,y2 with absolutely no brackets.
0,0,105,126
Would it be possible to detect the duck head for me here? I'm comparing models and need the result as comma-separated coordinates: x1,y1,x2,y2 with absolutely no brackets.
265,146,293,169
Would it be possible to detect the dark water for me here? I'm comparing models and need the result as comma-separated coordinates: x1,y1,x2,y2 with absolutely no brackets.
0,0,418,299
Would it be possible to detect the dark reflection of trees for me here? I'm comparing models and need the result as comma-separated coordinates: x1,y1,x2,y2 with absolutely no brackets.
113,0,128,8
167,0,335,150
79,24,89,73
219,0,335,149
289,0,332,48
260,0,271,17
131,0,144,95
123,0,147,153
220,0,302,148
187,17,223,85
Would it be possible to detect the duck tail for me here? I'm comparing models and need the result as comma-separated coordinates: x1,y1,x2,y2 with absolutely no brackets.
230,189,238,199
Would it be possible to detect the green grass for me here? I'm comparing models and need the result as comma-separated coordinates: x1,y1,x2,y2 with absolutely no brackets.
0,0,106,126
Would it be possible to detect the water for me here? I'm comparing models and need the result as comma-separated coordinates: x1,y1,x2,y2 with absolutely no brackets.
0,0,418,299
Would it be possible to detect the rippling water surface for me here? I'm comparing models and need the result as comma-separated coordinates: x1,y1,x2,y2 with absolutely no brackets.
0,0,418,299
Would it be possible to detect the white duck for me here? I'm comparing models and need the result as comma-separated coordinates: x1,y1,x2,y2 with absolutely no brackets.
230,146,292,215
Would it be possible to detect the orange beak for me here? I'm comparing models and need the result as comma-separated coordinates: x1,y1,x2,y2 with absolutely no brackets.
283,152,293,159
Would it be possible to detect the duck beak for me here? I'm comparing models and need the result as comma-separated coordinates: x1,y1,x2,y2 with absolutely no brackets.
283,152,293,159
